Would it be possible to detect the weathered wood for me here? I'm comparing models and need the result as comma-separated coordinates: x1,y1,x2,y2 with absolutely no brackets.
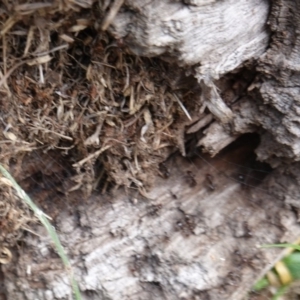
109,0,270,125
3,0,300,299
198,0,300,165
3,149,300,300
253,0,300,165
110,0,300,166
198,97,258,156
109,0,269,76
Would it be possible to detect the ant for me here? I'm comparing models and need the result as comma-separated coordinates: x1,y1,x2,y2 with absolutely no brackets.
233,250,260,270
205,173,215,191
158,162,170,179
225,271,241,286
242,221,252,238
184,171,197,188
147,204,163,217
169,190,178,199
175,210,196,236
129,254,144,276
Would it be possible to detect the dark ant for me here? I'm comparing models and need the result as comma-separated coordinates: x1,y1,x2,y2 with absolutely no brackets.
242,221,252,238
175,213,196,236
233,250,259,270
222,271,241,288
129,254,143,276
161,234,170,244
184,214,196,232
158,162,170,179
205,173,215,191
147,204,162,217
233,250,249,267
169,190,178,199
130,252,161,276
184,171,197,188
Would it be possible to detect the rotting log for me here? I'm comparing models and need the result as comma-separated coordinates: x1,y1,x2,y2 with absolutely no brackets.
3,144,300,300
2,0,300,299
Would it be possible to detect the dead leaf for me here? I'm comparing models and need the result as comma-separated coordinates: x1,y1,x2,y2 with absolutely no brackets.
0,247,12,264
3,131,17,141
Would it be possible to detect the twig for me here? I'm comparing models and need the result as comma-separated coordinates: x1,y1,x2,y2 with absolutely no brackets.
173,93,192,121
29,126,73,141
101,0,125,31
0,44,68,88
0,60,29,89
35,44,69,57
73,145,112,167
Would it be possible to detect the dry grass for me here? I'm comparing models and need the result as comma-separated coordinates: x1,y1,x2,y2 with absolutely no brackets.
0,165,35,250
0,0,206,245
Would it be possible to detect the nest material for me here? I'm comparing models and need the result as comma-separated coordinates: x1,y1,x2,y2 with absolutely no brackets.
0,175,35,250
0,1,257,247
0,0,203,200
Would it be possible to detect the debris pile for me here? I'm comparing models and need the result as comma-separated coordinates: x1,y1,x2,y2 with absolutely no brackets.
0,0,201,200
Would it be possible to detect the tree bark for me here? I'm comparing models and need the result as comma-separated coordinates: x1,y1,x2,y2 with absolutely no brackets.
2,0,300,299
4,149,300,300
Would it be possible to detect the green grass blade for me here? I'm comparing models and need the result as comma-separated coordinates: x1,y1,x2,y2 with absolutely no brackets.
253,277,269,291
0,164,82,300
261,243,300,251
272,285,288,300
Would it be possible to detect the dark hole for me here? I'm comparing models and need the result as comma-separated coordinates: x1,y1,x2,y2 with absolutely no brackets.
221,133,273,187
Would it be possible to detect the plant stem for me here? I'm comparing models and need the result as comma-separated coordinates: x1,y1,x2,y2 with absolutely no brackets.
0,164,82,300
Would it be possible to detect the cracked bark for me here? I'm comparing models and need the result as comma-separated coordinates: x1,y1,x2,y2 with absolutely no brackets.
3,0,300,299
